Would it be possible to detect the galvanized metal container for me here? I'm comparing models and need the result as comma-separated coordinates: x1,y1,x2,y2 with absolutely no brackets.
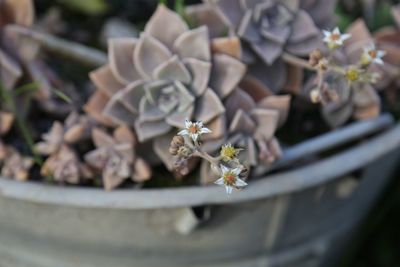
0,114,398,267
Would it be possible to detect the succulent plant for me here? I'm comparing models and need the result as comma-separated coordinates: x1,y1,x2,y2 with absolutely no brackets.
85,4,247,170
201,77,290,184
0,141,33,182
0,0,34,89
84,126,151,191
372,5,400,106
301,20,382,128
36,112,95,184
186,0,322,92
299,0,337,29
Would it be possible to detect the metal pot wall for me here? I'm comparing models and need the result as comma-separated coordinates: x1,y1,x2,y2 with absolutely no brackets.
0,114,398,267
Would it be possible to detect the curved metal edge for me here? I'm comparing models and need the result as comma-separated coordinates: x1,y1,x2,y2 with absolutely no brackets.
0,119,399,210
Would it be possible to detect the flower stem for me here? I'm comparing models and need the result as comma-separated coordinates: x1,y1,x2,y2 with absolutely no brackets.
282,52,316,71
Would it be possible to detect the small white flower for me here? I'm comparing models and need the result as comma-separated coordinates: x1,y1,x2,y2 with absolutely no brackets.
178,119,211,142
362,43,386,65
214,165,247,195
323,27,351,48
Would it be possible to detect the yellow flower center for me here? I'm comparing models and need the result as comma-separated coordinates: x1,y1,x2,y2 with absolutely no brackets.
220,145,238,161
346,68,360,82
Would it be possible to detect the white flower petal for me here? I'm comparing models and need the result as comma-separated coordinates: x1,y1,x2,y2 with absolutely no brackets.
214,177,225,185
341,33,351,41
191,133,199,141
184,119,191,128
200,127,212,134
377,50,386,58
220,164,229,174
235,178,248,187
225,185,233,194
333,27,340,35
232,167,242,176
322,30,331,37
196,121,204,127
374,58,384,65
178,129,188,136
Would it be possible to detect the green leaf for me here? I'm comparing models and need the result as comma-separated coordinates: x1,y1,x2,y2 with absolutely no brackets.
51,88,73,104
15,82,40,95
57,0,109,16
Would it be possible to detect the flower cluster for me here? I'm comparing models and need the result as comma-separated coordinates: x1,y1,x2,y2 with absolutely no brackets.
305,26,385,127
170,120,248,195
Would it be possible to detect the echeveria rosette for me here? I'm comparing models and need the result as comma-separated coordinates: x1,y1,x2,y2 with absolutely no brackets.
186,0,321,92
85,4,246,170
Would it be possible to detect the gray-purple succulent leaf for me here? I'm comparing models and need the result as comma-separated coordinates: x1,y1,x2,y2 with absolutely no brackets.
87,4,247,170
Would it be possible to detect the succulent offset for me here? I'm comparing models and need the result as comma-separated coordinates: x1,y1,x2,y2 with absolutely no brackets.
84,126,151,190
36,112,95,184
85,4,247,170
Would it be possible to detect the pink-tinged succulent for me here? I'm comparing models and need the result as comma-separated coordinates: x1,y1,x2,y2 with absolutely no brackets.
85,4,246,170
186,0,321,92
84,126,151,191
307,20,382,128
0,0,34,89
200,77,290,184
299,0,337,29
0,141,33,181
0,111,13,136
224,78,290,166
35,112,95,184
372,5,400,105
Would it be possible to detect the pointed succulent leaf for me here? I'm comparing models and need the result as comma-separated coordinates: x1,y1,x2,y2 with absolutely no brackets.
257,95,291,126
194,89,225,124
185,4,229,38
108,38,141,84
251,108,279,140
183,58,211,96
173,26,211,61
153,132,176,170
229,109,256,134
153,55,191,84
103,92,137,126
139,98,166,122
117,81,146,114
0,111,14,135
224,88,256,122
352,84,380,120
210,54,246,99
84,91,116,126
134,119,172,142
0,48,22,89
132,157,152,182
211,37,242,59
89,65,126,97
166,105,194,128
144,4,189,50
92,128,116,148
134,34,172,79
287,11,319,43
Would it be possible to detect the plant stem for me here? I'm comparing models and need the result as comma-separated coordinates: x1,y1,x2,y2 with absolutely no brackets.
5,25,107,67
0,82,42,165
281,52,316,71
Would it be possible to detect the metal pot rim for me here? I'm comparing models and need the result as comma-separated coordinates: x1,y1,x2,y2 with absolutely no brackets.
0,114,398,209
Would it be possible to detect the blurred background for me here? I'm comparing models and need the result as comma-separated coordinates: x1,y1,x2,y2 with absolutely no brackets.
31,1,400,266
